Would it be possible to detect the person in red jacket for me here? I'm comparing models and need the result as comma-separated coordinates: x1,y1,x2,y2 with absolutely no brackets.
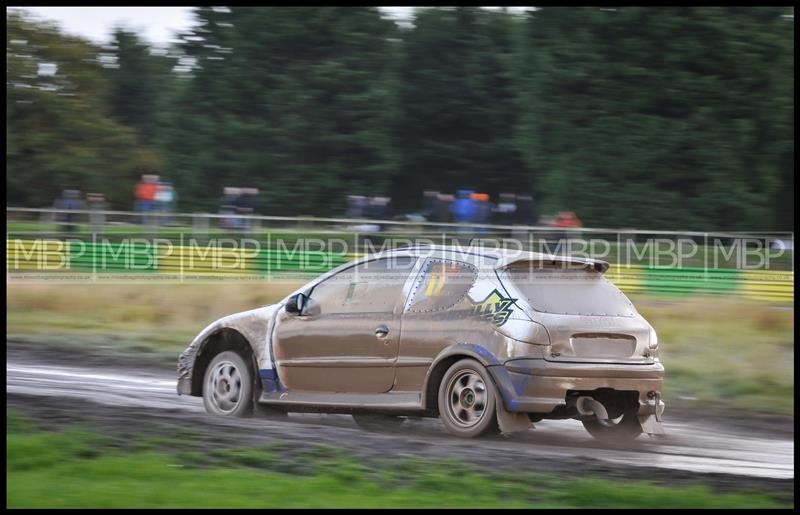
553,211,582,228
135,175,159,224
553,211,583,242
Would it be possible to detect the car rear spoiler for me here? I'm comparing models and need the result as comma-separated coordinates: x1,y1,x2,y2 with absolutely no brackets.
495,255,610,274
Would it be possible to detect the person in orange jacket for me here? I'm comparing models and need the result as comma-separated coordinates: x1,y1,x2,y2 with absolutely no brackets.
552,211,583,241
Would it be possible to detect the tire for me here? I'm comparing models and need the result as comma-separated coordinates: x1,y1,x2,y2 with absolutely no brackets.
202,351,254,417
437,359,499,438
352,414,406,432
582,411,643,442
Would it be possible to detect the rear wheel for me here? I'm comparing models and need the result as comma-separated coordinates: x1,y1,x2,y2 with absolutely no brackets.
582,411,643,442
438,359,499,438
202,351,254,417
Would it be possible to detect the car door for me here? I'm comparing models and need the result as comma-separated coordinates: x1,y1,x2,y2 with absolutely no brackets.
272,255,417,393
392,257,483,392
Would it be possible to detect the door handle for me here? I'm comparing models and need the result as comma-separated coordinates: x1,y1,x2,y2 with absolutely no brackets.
374,325,390,339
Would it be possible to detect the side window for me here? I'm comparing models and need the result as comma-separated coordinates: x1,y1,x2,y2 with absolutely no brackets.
407,259,478,313
310,256,417,314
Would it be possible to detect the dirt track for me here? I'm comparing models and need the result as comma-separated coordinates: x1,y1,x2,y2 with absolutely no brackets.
6,340,794,496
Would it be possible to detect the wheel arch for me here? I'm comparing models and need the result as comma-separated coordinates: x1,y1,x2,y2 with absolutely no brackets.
190,328,260,397
421,343,501,414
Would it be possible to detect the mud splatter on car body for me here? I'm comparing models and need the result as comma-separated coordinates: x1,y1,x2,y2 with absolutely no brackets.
178,245,665,439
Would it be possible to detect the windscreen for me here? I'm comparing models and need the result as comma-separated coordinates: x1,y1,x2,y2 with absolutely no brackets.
504,265,636,317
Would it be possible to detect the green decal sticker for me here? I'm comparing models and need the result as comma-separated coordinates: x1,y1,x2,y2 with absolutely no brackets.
469,289,516,327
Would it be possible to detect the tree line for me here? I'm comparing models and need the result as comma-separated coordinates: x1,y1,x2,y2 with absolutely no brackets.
6,7,794,230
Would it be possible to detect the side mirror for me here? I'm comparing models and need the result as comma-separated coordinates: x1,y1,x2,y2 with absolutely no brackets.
285,293,306,315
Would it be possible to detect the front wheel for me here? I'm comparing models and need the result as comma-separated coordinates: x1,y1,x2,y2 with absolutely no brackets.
582,411,643,442
437,359,499,438
202,351,254,417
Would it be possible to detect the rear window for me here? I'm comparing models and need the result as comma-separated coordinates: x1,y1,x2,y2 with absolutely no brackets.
503,266,635,317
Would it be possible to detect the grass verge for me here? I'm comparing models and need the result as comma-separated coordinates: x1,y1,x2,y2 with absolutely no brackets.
6,412,791,508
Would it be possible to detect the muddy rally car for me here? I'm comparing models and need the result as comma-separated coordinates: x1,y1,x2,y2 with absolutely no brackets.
178,245,665,439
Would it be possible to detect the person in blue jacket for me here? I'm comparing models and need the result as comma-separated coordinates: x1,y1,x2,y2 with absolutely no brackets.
450,189,477,231
451,189,477,222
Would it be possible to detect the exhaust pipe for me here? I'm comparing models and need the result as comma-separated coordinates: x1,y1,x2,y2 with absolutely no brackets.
576,396,612,427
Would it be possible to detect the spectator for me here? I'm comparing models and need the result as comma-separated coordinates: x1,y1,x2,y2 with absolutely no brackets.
346,195,367,219
237,188,259,230
493,193,517,226
451,189,477,229
166,183,177,222
366,196,391,220
220,187,241,229
553,211,583,241
553,211,583,228
357,196,384,227
471,192,491,225
135,174,158,225
421,190,439,221
53,189,86,233
154,182,176,225
435,193,454,223
515,194,534,225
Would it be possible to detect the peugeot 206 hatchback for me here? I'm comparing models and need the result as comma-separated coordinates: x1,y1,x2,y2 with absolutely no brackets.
178,245,665,439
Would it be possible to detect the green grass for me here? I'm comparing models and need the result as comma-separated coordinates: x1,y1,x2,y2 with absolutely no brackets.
6,413,790,508
6,282,302,354
634,295,794,416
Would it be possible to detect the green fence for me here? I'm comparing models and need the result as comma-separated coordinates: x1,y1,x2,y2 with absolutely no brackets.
7,239,794,303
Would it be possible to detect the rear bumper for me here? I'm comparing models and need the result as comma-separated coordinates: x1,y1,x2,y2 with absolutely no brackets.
488,358,665,415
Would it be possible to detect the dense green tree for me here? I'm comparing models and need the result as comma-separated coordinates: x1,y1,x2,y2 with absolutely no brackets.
161,6,400,215
6,11,159,209
5,7,794,230
107,29,175,144
393,7,528,212
516,6,794,230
